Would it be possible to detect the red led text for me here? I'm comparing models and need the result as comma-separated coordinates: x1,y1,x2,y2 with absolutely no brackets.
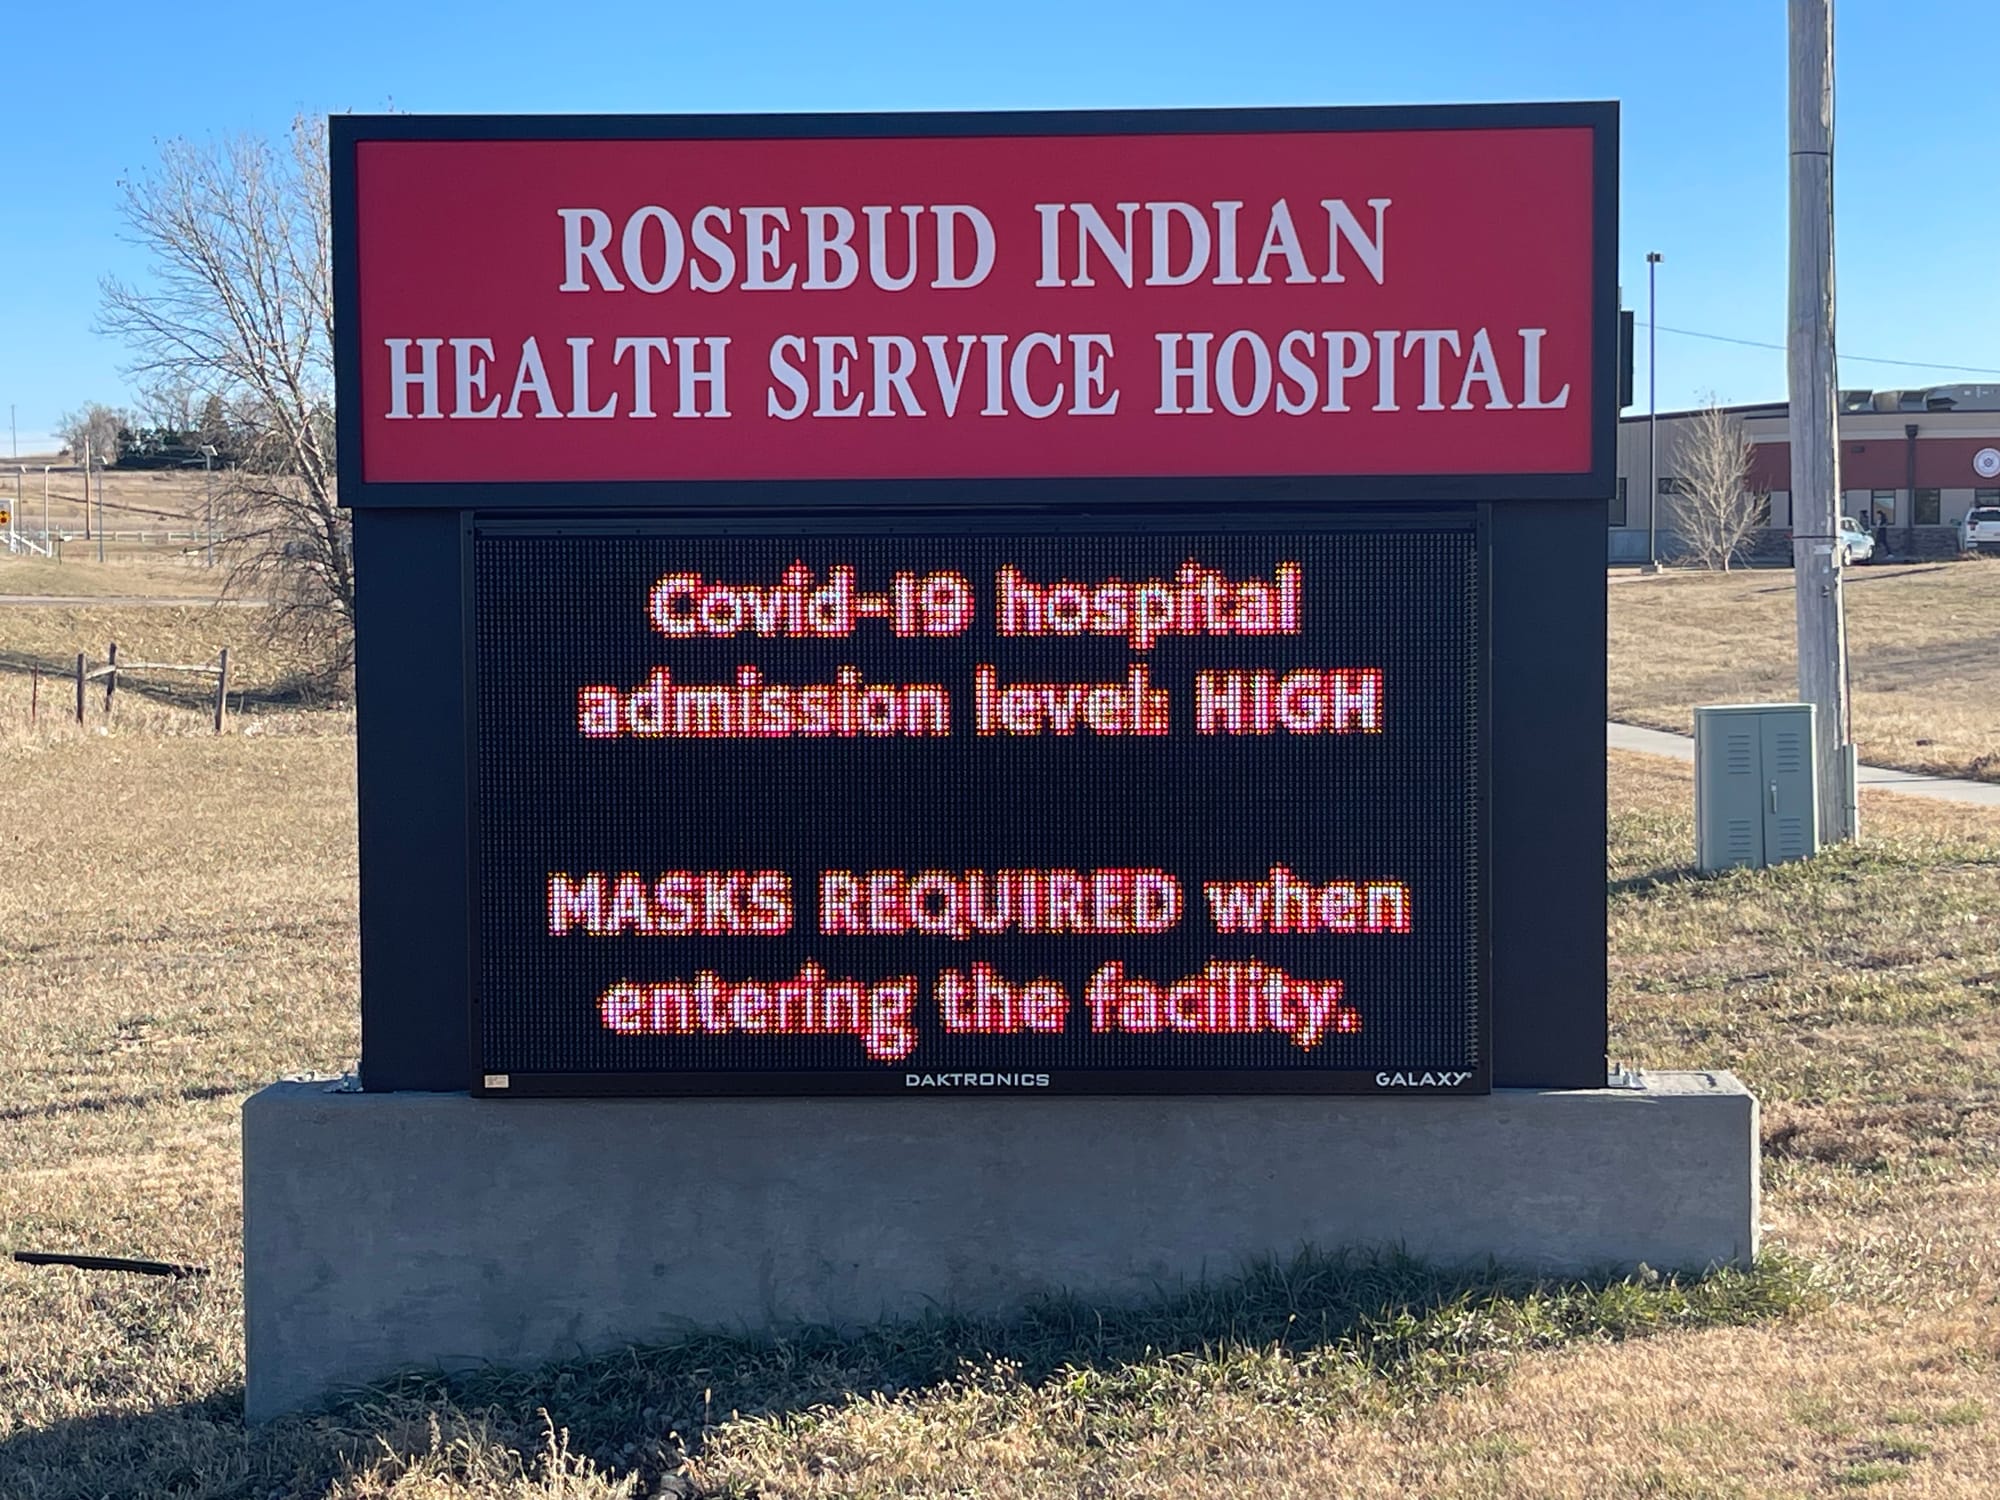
1086,960,1362,1049
1203,866,1412,934
578,666,950,738
548,870,792,936
996,561,1300,651
819,867,1183,939
972,664,1169,736
649,564,973,640
937,963,1069,1033
1194,668,1383,734
599,963,918,1061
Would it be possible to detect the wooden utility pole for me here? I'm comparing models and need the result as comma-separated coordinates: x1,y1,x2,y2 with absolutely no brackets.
1789,0,1855,843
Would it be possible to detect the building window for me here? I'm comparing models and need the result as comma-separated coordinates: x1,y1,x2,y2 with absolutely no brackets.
1610,477,1628,527
1870,489,1897,524
1978,488,2000,507
1753,492,1772,527
1657,477,1691,495
1915,488,1942,526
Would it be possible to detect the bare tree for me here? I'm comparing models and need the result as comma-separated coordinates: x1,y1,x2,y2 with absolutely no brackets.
100,114,350,681
1669,400,1769,572
136,377,202,435
57,403,129,464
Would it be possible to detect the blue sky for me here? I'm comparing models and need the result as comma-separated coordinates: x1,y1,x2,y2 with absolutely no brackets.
3,0,1996,454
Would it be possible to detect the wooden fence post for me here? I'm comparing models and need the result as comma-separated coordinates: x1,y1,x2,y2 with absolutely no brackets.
213,648,230,734
105,642,117,715
75,653,85,724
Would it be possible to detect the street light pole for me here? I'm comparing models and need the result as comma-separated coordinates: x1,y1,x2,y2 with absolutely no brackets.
199,444,218,567
1646,251,1663,569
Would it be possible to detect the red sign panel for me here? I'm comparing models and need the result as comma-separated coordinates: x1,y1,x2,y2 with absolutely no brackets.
349,119,1601,486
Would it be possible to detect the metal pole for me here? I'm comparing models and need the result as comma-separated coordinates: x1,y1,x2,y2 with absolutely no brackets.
1646,252,1662,569
82,437,91,541
1903,422,1919,557
200,446,216,567
1789,0,1854,844
96,453,105,564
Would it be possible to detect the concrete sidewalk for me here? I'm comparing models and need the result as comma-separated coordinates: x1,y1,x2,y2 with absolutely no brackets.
1608,722,2000,807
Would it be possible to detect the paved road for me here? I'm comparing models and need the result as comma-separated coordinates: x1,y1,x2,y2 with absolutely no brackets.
0,595,263,607
1608,721,2000,807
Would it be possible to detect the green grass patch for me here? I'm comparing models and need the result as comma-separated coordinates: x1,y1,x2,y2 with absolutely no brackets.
1935,1399,1987,1427
1835,1460,1910,1487
329,1249,1817,1495
1882,1399,1985,1432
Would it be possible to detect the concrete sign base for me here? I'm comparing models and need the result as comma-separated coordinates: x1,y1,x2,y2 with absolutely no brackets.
243,1072,1758,1421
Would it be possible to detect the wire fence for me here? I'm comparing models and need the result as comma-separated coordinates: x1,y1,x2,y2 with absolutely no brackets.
28,642,233,733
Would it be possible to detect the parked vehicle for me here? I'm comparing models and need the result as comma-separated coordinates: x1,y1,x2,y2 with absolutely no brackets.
1960,506,2000,556
1838,516,1875,566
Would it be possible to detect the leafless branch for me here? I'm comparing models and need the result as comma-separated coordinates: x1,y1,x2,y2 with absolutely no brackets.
99,115,349,686
1670,400,1768,572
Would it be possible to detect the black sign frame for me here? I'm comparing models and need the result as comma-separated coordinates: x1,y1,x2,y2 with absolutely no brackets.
339,103,1616,1098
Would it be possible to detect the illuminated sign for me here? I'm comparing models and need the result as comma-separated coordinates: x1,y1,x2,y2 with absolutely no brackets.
339,110,1612,500
474,524,1483,1094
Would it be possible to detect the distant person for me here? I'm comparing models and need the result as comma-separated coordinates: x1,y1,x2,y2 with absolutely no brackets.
1874,514,1889,558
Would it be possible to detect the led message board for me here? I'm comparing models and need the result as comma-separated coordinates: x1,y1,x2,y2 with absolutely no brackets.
473,522,1482,1095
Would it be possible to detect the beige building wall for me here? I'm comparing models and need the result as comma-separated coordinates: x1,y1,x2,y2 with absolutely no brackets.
1613,398,2000,561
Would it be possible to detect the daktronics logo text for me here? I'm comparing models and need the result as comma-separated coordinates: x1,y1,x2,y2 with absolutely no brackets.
905,1072,1052,1089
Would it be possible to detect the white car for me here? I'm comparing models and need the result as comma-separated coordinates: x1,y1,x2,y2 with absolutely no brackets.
1838,516,1874,566
1961,506,2000,555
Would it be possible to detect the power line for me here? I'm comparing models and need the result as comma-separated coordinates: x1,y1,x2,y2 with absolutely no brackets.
1635,320,2000,378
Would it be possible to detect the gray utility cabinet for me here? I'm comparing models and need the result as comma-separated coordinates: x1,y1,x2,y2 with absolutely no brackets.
1694,703,1820,872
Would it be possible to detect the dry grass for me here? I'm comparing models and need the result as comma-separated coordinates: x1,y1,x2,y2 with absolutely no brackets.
6,462,212,536
0,722,359,1496
0,598,327,711
1609,560,2000,781
0,552,227,599
1,720,1997,1495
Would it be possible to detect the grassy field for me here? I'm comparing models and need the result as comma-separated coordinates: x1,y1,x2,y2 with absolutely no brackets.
0,552,227,599
1,717,1996,1497
4,457,212,538
1609,560,2000,782
0,555,329,712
